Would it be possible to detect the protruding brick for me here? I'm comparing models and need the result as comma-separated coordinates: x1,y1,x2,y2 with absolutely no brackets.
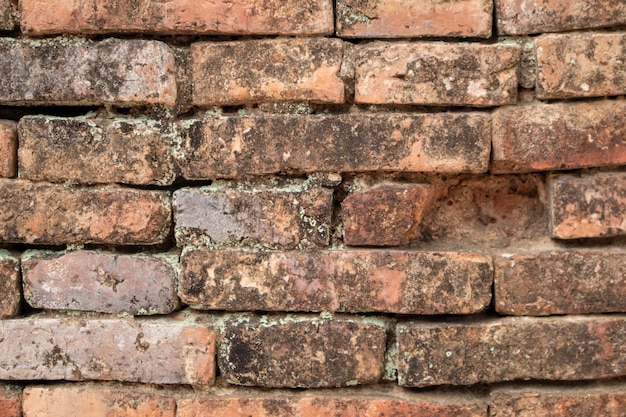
0,38,176,106
20,0,333,35
0,317,214,384
495,249,626,315
0,251,19,318
397,316,626,387
492,100,626,173
0,0,14,30
173,183,332,249
0,180,171,245
0,120,16,178
23,386,176,417
337,0,492,38
356,42,520,106
0,385,20,417
18,116,175,185
22,250,180,315
192,38,344,106
218,315,386,387
180,249,492,314
549,173,626,239
536,33,626,99
496,0,626,35
177,113,491,179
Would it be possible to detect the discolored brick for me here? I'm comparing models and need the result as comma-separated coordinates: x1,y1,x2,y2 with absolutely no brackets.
0,120,16,178
0,251,19,318
0,385,20,417
0,0,14,30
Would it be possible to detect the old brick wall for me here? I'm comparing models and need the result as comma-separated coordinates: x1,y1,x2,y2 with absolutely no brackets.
0,0,625,415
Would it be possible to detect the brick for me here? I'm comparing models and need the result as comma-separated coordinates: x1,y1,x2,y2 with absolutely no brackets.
0,120,16,178
218,315,386,387
496,0,626,35
0,0,14,30
180,249,492,314
337,0,492,38
0,38,176,106
536,33,626,99
492,100,626,173
0,385,20,417
549,173,626,239
192,38,344,106
22,250,180,315
23,385,176,417
173,183,332,249
397,316,626,387
0,317,214,384
18,116,175,185
356,42,520,106
177,113,491,179
0,180,171,245
495,250,626,315
20,0,333,36
0,251,19,318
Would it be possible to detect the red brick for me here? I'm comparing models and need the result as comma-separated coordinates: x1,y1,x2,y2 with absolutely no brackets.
356,42,520,106
218,315,386,387
337,0,492,38
0,120,16,178
20,0,333,35
397,316,626,387
177,113,491,179
536,33,626,99
0,251,19,318
495,249,626,315
192,38,344,106
18,116,175,185
180,249,492,314
0,180,171,245
23,385,176,417
0,38,176,106
22,250,179,315
173,182,332,249
496,0,626,35
0,0,14,31
492,100,626,173
0,385,20,417
0,317,214,384
549,173,626,239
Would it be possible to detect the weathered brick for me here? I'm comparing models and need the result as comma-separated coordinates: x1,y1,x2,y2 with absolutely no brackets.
180,249,492,314
192,38,344,106
536,33,626,99
18,116,175,185
173,183,332,249
22,250,180,315
496,0,626,35
0,38,176,106
549,173,626,239
397,316,626,387
337,0,492,38
356,42,520,106
0,180,171,245
0,251,19,318
0,317,214,384
23,385,176,417
0,120,16,178
492,100,626,173
20,0,333,35
218,315,386,387
0,0,14,30
177,113,491,179
0,385,20,417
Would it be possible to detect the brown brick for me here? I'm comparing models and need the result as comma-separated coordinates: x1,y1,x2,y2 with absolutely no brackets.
0,38,176,106
496,0,626,35
22,250,180,315
0,251,19,318
397,316,626,387
20,0,333,35
0,180,171,245
492,100,626,173
536,33,626,99
18,116,175,185
218,315,386,387
180,249,492,314
192,38,344,106
356,42,520,106
0,317,215,384
0,0,14,31
495,249,626,315
549,173,626,239
23,385,176,417
0,385,20,417
337,0,492,38
177,113,491,179
0,120,16,178
173,183,332,249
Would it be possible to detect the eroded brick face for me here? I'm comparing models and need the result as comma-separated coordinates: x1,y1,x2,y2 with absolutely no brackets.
0,120,16,178
0,252,20,318
0,0,14,30
0,385,20,417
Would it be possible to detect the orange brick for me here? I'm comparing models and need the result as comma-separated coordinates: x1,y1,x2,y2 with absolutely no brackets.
0,0,14,30
0,385,20,417
0,251,19,318
0,120,16,178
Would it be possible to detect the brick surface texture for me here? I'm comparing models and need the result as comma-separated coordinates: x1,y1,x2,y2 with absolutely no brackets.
0,251,20,318
0,120,16,178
